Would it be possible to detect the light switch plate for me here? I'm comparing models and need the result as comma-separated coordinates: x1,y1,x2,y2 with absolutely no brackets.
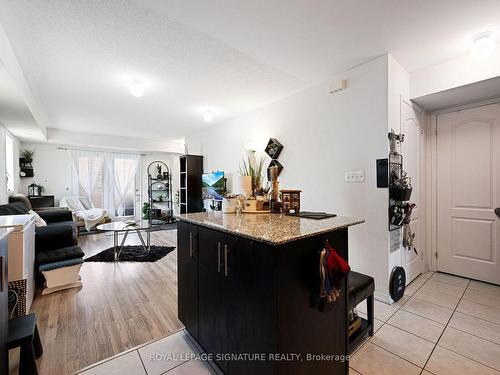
345,171,365,183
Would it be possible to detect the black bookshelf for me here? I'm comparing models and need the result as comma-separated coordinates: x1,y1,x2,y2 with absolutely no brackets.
147,161,175,223
179,155,203,214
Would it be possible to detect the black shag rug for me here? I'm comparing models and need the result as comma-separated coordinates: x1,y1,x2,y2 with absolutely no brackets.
85,245,175,262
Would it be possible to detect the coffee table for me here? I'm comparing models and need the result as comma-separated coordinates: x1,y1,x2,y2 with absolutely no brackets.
96,220,162,260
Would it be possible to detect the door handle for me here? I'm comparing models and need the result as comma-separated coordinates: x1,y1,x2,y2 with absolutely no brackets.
224,244,229,277
189,232,193,257
217,242,221,273
495,208,500,218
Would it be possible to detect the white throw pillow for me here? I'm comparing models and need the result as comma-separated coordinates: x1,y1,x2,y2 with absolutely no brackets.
29,210,47,227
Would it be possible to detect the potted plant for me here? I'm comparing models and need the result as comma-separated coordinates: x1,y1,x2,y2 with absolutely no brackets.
390,170,413,201
238,151,264,198
20,149,35,168
142,202,151,219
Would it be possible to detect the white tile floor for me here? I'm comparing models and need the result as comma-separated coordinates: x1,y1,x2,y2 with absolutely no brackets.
77,272,500,375
350,272,500,375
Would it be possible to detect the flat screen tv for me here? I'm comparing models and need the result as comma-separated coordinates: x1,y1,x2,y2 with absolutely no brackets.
202,171,225,200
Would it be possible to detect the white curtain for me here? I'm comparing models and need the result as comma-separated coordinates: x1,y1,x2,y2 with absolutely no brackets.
70,150,105,207
71,150,139,218
106,153,138,217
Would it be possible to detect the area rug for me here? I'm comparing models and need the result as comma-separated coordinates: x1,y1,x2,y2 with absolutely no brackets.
85,245,175,262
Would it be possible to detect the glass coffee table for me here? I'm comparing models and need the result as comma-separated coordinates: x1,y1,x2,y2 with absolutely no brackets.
96,220,163,260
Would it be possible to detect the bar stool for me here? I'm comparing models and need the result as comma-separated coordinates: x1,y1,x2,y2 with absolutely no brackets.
348,271,375,352
8,313,43,375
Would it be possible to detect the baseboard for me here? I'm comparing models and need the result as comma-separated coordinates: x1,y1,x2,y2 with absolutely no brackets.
374,290,392,304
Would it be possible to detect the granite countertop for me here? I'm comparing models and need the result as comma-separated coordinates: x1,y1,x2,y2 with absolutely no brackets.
178,212,364,245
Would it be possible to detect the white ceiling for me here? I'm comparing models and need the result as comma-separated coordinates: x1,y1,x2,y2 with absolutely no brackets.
0,62,45,141
1,0,500,141
412,76,500,111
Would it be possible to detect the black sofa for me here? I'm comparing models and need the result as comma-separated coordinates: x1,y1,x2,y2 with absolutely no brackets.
0,202,77,253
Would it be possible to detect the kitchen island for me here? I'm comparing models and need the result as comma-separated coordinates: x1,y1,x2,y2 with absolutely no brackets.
177,212,364,375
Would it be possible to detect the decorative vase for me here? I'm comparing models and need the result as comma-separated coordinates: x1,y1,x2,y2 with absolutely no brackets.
222,197,238,213
239,175,252,198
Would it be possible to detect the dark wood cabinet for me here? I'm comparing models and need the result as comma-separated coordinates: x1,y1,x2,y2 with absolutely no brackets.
177,221,198,340
28,195,55,210
179,155,203,214
178,221,349,375
197,228,230,372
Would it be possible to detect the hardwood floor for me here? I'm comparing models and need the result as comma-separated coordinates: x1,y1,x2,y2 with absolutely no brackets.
10,228,182,375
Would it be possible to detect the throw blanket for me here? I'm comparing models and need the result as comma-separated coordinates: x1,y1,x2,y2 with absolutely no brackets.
60,197,108,231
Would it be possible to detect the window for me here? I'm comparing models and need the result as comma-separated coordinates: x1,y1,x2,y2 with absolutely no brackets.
112,157,137,217
76,155,105,208
71,150,138,218
5,133,14,193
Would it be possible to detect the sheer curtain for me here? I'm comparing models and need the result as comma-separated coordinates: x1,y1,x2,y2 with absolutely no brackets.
106,153,139,217
70,150,105,207
71,150,139,218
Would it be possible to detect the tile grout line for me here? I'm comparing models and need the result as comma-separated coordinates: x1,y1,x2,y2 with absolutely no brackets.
432,343,500,373
367,339,427,370
446,324,500,347
418,278,471,375
137,349,149,374
159,359,193,375
451,308,500,327
351,272,435,372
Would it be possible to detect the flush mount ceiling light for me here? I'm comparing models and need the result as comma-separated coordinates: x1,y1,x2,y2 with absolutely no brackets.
128,80,144,97
203,110,214,123
470,31,496,59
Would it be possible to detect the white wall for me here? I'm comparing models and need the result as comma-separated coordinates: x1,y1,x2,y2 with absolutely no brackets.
0,124,20,204
0,125,6,204
19,143,179,213
410,48,500,99
186,55,392,298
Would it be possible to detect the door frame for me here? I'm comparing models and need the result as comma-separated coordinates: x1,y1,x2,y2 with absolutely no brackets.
400,97,426,281
428,96,500,273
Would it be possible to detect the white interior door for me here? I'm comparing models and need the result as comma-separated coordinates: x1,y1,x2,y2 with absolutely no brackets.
401,100,425,283
436,103,500,284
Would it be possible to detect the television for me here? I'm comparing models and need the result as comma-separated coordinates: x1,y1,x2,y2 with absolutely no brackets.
202,171,225,200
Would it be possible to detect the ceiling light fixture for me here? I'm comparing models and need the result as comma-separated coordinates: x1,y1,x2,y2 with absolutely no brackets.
203,110,214,123
470,31,496,59
129,80,144,97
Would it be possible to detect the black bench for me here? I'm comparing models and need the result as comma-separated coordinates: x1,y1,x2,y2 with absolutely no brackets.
348,271,375,351
8,313,43,375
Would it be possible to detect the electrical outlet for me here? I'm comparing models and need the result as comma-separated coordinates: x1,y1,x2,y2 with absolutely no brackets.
345,171,365,183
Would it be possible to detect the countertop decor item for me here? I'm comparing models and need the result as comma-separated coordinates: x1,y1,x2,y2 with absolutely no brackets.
267,159,283,179
280,189,301,213
268,166,281,213
222,194,239,213
238,151,265,196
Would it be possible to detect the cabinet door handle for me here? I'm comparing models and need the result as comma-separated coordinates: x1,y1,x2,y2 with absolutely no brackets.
217,242,221,273
189,232,193,257
224,244,229,277
0,256,5,292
